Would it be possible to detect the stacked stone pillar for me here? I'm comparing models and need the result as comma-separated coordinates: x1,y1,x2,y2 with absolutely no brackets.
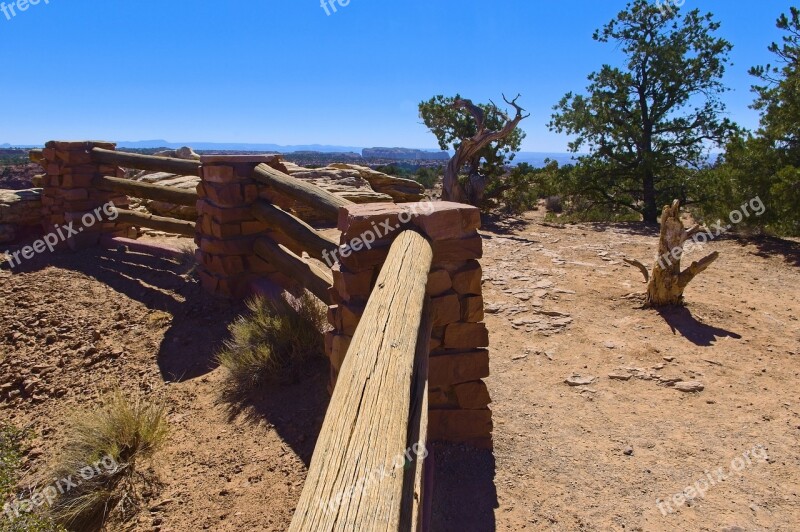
326,201,492,449
195,156,277,299
39,141,130,249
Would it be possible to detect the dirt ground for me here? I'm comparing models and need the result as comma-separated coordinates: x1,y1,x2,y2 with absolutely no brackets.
1,210,799,531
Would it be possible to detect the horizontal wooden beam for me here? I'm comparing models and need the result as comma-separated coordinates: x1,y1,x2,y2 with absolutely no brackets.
251,200,338,263
93,175,198,207
253,163,353,223
289,230,433,532
91,148,202,176
114,209,196,237
253,237,333,305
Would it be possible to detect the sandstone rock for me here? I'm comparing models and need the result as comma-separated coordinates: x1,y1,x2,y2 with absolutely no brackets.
675,381,705,393
0,224,15,244
0,188,43,233
565,374,597,386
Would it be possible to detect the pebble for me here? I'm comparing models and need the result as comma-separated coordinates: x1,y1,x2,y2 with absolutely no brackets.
675,381,705,393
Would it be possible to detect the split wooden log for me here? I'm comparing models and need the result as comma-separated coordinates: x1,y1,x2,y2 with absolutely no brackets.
253,163,353,224
627,200,719,306
93,175,198,206
288,230,433,532
251,200,338,263
114,209,196,237
253,237,333,305
91,148,202,176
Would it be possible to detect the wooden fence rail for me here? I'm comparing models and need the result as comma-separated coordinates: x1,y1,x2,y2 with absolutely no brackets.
251,200,338,263
91,147,202,176
253,237,334,305
253,163,353,224
93,175,198,207
289,230,433,532
114,209,196,237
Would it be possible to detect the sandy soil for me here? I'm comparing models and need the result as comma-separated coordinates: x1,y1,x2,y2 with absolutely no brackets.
1,211,799,531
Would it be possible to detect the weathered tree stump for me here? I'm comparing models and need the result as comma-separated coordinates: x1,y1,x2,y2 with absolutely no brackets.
625,200,719,307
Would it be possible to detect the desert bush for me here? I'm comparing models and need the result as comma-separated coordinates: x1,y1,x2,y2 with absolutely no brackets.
414,167,440,189
216,293,326,390
48,392,168,530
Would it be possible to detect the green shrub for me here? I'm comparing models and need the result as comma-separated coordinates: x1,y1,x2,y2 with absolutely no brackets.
216,293,326,390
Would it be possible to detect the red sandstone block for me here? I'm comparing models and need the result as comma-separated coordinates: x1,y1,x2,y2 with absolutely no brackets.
62,174,95,188
415,201,481,240
337,203,404,235
428,409,493,442
62,189,88,201
198,236,254,255
339,302,364,336
431,293,461,327
202,165,235,183
245,255,277,274
241,220,268,236
432,233,482,262
327,306,342,330
443,323,489,349
460,295,485,323
332,265,375,302
451,260,483,296
454,381,492,409
56,150,93,166
428,386,459,409
46,163,62,176
210,220,243,239
42,148,56,161
330,334,352,371
195,199,254,224
428,350,490,386
427,269,452,296
338,243,392,272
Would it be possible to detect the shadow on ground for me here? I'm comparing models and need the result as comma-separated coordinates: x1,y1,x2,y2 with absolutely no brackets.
4,243,242,382
735,233,800,268
657,306,742,346
430,443,498,531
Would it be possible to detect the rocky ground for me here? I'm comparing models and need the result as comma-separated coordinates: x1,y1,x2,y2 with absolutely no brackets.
1,210,799,531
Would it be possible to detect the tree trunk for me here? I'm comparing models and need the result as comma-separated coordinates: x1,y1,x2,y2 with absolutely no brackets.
441,95,528,206
625,200,719,306
642,168,658,224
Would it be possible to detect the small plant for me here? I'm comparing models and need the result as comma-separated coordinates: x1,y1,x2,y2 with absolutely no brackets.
217,293,326,390
48,392,168,530
1,424,65,532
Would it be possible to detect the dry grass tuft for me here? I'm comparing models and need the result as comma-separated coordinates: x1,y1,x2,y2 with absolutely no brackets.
216,293,326,390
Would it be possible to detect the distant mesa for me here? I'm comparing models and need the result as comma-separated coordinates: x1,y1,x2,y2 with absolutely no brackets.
362,147,450,161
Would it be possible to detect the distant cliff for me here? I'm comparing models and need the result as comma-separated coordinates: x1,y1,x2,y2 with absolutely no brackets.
362,147,450,161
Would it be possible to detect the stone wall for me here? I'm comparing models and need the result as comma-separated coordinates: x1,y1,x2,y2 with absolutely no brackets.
326,202,493,449
0,189,42,243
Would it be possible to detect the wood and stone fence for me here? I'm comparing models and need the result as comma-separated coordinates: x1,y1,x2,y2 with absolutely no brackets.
28,140,493,531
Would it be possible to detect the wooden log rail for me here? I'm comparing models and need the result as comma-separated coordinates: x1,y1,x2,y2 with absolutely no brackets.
114,209,196,237
253,163,354,224
253,238,334,305
251,200,338,263
93,175,198,206
91,147,202,176
289,230,433,532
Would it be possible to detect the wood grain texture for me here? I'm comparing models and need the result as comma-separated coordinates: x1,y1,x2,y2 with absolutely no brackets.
289,230,433,532
91,148,202,176
251,200,338,263
253,237,334,305
253,163,353,223
113,209,196,237
93,175,198,207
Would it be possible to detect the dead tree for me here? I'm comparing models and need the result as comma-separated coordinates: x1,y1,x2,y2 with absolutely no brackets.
442,94,529,205
625,200,719,306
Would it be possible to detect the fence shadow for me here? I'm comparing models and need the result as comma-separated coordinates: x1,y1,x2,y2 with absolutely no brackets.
430,443,498,531
219,358,331,467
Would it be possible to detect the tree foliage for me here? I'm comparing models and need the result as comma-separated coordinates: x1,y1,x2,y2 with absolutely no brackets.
419,94,527,205
549,0,737,223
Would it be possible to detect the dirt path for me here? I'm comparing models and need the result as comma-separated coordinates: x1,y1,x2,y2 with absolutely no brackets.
2,217,799,531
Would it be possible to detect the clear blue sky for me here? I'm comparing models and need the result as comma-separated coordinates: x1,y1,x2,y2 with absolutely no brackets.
0,0,790,151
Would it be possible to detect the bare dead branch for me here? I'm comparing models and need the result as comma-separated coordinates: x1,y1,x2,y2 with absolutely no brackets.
623,258,650,283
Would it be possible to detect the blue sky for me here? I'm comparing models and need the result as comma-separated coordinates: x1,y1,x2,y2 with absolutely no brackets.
0,0,790,151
